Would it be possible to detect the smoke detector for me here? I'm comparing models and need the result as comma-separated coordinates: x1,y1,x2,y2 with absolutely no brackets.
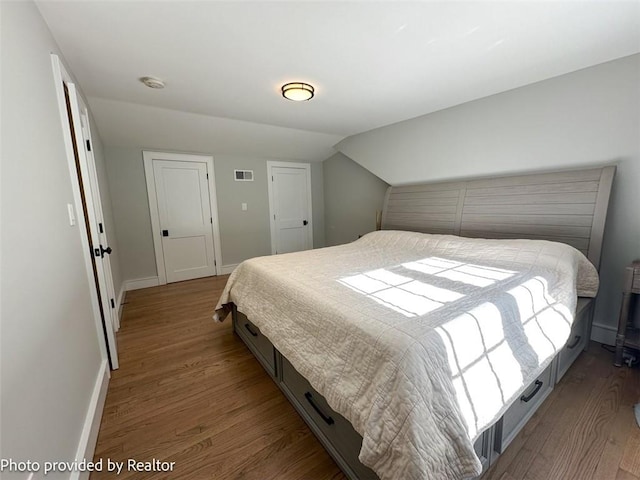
140,76,165,89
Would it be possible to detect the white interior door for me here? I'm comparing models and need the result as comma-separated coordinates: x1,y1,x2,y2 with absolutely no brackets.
268,162,313,255
147,156,218,283
79,110,120,332
65,83,119,370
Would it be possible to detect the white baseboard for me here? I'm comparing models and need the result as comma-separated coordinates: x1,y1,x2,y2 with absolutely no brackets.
591,322,616,346
117,285,125,310
124,276,160,291
71,360,109,480
219,264,238,275
116,285,126,328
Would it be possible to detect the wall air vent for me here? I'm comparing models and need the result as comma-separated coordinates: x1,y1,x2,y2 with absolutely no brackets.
234,170,254,181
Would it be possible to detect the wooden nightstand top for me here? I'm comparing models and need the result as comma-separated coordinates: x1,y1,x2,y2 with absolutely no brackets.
624,261,640,294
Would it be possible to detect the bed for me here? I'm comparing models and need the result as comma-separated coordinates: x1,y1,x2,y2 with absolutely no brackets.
214,165,615,480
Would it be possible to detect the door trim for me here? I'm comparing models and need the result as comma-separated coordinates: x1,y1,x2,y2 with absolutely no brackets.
267,161,313,255
50,54,111,369
143,151,223,283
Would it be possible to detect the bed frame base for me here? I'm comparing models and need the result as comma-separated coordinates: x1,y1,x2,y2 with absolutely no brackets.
232,298,593,480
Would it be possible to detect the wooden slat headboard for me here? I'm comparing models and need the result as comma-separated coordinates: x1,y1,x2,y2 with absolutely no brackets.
381,166,616,270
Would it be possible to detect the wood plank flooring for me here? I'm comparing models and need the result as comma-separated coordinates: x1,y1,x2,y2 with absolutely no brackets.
485,340,640,480
92,276,639,479
91,276,345,480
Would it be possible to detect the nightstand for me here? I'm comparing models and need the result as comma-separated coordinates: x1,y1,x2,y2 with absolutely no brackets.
614,261,640,366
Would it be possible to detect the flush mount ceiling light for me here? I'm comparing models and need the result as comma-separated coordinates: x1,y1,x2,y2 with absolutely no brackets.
281,82,314,101
140,76,165,89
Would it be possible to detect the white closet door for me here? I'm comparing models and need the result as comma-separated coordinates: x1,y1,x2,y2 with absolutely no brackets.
152,159,217,283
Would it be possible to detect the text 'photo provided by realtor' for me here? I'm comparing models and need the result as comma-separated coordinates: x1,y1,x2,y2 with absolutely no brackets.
1,458,176,476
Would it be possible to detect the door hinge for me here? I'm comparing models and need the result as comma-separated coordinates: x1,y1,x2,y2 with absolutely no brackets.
210,217,213,224
272,176,274,181
98,222,104,233
214,259,216,266
206,173,209,179
110,298,115,309
86,139,91,151
273,214,276,220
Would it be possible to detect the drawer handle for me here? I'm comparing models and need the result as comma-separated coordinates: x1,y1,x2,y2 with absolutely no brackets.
566,335,581,349
520,380,543,403
244,323,258,337
304,392,335,425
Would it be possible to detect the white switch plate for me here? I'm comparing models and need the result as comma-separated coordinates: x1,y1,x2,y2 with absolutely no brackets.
67,203,77,226
241,203,248,211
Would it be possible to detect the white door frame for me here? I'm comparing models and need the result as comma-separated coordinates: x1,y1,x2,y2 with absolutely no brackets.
267,161,313,255
50,54,116,369
143,151,223,283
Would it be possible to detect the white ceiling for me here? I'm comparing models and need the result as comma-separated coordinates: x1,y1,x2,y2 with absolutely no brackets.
37,1,640,158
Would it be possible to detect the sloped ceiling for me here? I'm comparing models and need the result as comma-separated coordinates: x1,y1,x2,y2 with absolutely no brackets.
88,98,342,161
37,1,640,161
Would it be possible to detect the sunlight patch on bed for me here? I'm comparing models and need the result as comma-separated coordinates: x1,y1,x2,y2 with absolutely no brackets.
436,302,524,436
489,343,523,395
403,257,515,287
507,277,572,362
372,288,447,317
339,269,465,318
506,277,553,321
340,273,399,295
437,313,487,376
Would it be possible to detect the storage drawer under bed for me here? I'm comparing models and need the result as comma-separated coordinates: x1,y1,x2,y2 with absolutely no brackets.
555,297,592,382
494,362,554,454
280,357,379,480
280,356,494,479
233,308,277,377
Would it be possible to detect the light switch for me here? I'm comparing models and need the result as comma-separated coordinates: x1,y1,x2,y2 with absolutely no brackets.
241,203,248,211
67,203,77,226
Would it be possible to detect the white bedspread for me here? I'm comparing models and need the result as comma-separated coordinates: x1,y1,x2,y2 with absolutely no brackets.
214,231,598,479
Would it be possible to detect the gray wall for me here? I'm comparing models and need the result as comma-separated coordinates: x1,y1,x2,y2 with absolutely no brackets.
104,147,157,280
104,148,326,280
1,1,105,473
310,161,325,249
323,153,389,247
336,54,640,341
215,155,326,264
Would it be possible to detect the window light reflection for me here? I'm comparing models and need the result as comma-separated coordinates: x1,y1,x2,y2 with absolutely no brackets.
338,257,572,439
435,303,523,437
403,257,515,287
339,268,464,318
507,277,572,363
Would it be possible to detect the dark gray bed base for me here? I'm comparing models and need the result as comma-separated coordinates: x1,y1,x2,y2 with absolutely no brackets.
233,299,593,480
232,305,378,479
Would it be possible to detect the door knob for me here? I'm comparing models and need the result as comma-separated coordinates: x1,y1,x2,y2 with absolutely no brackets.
162,229,169,237
303,220,308,226
100,245,112,257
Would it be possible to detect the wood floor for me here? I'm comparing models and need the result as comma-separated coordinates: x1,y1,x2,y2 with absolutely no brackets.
92,276,640,480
